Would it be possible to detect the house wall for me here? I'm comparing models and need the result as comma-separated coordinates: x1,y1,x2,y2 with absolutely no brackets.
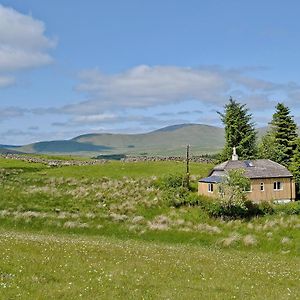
198,182,219,198
198,177,296,202
246,177,295,202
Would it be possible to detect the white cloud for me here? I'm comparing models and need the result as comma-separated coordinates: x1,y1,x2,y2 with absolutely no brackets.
0,5,55,84
75,65,230,112
70,65,283,115
73,113,117,124
3,64,300,136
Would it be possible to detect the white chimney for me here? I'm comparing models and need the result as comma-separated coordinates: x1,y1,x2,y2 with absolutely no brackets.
232,146,238,161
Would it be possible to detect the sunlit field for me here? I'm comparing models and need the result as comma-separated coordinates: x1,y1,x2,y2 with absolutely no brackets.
0,231,299,299
0,157,299,299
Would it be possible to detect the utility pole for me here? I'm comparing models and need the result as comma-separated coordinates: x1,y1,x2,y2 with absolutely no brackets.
186,144,190,188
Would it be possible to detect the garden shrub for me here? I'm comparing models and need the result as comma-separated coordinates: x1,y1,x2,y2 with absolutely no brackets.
205,200,249,218
273,201,300,215
257,201,274,215
204,199,271,219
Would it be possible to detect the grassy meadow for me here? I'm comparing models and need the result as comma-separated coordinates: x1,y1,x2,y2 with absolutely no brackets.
0,156,299,299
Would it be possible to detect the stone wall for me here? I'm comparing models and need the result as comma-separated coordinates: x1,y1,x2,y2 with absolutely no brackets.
1,153,214,166
0,154,107,167
121,156,214,163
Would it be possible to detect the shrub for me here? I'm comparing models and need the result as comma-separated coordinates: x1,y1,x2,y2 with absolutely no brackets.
273,201,300,215
204,199,269,219
257,201,274,215
206,200,249,218
157,173,188,189
162,186,189,207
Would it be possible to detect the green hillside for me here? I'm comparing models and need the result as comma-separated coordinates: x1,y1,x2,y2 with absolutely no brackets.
14,124,225,156
7,123,289,157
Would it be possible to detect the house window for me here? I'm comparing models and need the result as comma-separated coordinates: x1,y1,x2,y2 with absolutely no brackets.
260,182,264,191
208,183,213,193
244,183,252,192
273,181,283,191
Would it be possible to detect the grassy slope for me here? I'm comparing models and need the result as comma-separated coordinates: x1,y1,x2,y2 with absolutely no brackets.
14,124,225,156
6,125,300,157
73,124,225,154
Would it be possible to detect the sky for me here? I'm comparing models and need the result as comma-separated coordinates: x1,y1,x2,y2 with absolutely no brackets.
1,0,300,145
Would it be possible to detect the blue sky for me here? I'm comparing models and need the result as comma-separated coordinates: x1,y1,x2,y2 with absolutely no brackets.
1,0,300,144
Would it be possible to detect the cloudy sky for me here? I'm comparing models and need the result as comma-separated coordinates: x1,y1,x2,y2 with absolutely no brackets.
1,0,300,145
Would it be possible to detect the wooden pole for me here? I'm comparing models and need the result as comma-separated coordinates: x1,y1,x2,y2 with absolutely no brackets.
186,144,190,188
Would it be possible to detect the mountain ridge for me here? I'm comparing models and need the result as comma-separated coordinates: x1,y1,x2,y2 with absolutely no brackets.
2,123,286,157
6,124,223,156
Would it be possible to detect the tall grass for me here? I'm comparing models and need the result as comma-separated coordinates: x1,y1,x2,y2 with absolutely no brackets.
0,159,299,254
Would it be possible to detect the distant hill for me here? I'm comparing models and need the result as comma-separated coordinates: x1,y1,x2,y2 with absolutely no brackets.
0,147,24,154
13,124,225,156
6,123,292,157
16,140,112,154
0,144,20,149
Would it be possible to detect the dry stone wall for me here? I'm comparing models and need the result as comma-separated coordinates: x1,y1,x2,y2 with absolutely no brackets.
1,154,214,166
0,154,107,167
121,156,214,163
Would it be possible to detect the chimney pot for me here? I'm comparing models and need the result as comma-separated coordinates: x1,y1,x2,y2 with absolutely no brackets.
232,146,238,161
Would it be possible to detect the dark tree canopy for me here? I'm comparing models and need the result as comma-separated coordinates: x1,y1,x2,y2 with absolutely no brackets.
271,103,298,165
218,97,257,161
289,138,300,195
259,103,298,166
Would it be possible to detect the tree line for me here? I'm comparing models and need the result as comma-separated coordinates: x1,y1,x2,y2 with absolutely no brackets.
219,98,300,193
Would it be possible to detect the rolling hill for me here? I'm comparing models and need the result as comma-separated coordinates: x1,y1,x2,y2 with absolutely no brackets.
5,123,284,157
12,124,225,156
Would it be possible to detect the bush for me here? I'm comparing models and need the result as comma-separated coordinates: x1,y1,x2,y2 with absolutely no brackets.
205,200,249,218
203,199,272,219
257,201,274,215
161,186,189,207
158,173,186,189
273,201,300,215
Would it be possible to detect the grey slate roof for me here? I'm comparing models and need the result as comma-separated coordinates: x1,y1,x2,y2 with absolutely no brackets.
199,175,223,183
209,159,293,179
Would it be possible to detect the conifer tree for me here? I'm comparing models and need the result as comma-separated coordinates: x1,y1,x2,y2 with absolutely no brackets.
258,130,286,162
261,103,298,166
289,138,300,196
218,97,257,161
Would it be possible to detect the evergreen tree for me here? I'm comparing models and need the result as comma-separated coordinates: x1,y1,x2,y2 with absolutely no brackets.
263,103,298,166
218,97,257,161
258,130,286,163
289,138,300,196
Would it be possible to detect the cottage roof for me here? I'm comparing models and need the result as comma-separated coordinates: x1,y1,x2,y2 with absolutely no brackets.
198,175,223,183
208,159,293,179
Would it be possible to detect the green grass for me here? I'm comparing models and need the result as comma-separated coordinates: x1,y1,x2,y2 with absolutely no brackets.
42,160,213,179
0,157,213,178
0,230,299,300
0,157,299,299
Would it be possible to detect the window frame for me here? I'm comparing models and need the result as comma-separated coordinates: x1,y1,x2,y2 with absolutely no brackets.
260,182,264,191
273,181,283,191
208,183,214,193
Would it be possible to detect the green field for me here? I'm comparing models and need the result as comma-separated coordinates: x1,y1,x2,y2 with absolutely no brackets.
0,157,299,299
1,231,299,299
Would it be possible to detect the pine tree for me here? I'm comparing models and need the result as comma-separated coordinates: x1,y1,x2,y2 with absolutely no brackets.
289,138,300,196
269,103,298,166
218,97,257,161
258,130,286,163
